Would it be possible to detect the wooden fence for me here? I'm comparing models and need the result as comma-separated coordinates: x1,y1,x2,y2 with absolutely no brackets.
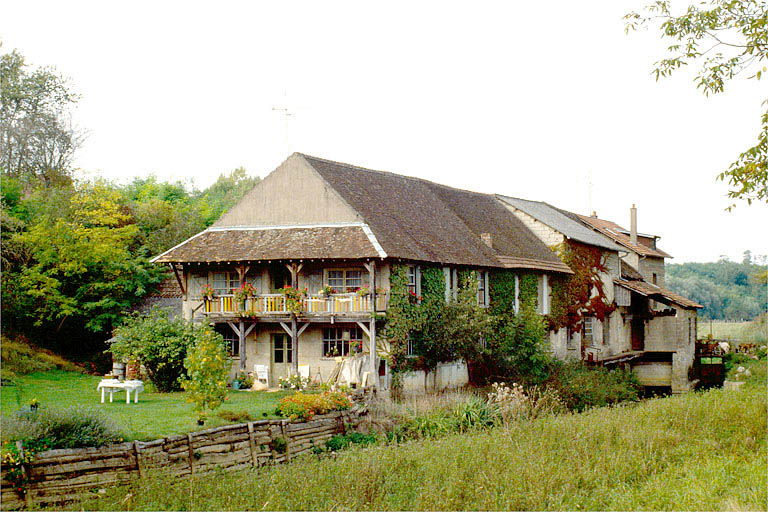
1,407,365,510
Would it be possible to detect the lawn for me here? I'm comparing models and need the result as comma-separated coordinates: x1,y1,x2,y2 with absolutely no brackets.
59,359,767,511
0,370,290,441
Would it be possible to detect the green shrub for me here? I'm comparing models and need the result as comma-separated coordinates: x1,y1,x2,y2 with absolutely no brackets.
323,432,378,452
545,362,641,412
182,327,230,423
2,406,124,449
109,308,197,392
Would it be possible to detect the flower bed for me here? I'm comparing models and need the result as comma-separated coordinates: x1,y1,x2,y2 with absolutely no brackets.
275,391,353,421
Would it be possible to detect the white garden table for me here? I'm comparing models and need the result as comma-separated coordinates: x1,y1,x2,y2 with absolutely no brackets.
97,379,144,404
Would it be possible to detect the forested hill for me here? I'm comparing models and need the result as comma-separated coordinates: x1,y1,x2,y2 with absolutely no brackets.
666,254,767,320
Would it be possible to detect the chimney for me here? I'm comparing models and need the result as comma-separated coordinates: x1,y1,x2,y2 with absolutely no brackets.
480,233,493,248
630,204,638,245
591,211,597,218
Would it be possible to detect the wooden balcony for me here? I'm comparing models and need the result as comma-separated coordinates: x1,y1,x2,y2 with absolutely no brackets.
202,292,388,317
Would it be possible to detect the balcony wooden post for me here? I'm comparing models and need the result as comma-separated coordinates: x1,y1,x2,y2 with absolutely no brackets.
291,316,298,376
365,260,378,389
239,319,246,372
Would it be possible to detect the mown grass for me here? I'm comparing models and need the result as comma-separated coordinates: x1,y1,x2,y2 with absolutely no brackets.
59,359,767,511
1,370,290,441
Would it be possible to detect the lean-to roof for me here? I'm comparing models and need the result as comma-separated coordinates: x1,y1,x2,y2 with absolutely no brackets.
578,215,672,258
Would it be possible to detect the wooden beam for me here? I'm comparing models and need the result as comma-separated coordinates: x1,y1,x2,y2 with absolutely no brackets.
367,260,377,389
297,322,310,337
170,264,186,296
227,321,242,338
235,264,251,285
291,317,298,375
355,321,370,339
243,321,256,339
279,322,292,337
238,319,246,371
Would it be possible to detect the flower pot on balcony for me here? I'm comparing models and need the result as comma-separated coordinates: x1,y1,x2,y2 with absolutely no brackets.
237,299,246,311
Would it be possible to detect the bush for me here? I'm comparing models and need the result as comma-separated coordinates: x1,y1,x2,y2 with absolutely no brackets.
109,308,197,392
182,327,230,422
275,391,352,422
544,362,641,412
1,406,124,449
323,432,378,452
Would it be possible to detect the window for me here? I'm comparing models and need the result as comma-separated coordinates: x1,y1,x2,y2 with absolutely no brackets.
583,316,594,344
407,266,417,294
688,318,693,343
537,274,550,315
652,273,658,285
212,271,239,296
214,324,239,357
323,327,364,357
273,334,292,364
477,271,487,306
406,336,415,356
326,269,364,292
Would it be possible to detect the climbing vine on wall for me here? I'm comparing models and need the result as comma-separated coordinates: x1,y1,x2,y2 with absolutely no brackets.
548,240,614,332
384,264,419,379
489,270,539,317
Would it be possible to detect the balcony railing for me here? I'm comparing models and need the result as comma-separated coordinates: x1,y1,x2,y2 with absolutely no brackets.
203,293,388,315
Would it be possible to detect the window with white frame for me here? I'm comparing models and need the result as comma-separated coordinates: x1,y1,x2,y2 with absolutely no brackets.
477,271,487,306
214,324,239,356
583,316,595,345
407,266,418,294
212,271,239,296
323,327,364,357
326,269,363,292
537,274,551,315
406,335,416,356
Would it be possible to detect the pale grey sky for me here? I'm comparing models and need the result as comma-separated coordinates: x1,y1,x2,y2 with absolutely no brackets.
2,0,766,263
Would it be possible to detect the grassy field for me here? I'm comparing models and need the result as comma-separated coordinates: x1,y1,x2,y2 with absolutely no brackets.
60,359,767,511
698,317,767,344
1,370,290,441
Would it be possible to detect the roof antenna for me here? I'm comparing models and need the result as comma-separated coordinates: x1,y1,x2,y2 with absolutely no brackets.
272,90,293,156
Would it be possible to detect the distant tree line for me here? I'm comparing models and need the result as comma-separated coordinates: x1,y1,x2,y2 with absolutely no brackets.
666,251,767,320
0,47,260,359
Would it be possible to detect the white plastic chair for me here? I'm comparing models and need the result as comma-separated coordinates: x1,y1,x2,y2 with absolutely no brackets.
253,364,269,385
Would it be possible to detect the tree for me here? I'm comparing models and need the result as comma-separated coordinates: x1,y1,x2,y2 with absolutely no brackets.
183,326,230,423
7,180,164,335
0,47,83,188
625,1,767,207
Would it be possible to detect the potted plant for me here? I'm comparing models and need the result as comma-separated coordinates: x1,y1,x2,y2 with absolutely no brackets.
234,283,256,311
281,285,307,314
356,285,371,297
318,285,335,297
200,284,215,301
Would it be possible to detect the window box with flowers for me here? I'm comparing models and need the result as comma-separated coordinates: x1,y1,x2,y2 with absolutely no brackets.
281,285,307,314
233,283,256,311
200,284,216,301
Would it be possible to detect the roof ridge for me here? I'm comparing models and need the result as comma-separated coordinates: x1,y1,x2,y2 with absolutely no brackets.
299,153,495,199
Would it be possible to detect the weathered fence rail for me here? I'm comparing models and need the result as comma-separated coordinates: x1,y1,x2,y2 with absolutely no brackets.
2,405,365,510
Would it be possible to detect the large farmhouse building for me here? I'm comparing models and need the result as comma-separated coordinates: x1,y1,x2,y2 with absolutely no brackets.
152,153,701,392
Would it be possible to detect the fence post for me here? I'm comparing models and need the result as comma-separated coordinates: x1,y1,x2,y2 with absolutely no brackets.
247,422,258,467
133,441,143,478
280,420,291,462
186,434,195,474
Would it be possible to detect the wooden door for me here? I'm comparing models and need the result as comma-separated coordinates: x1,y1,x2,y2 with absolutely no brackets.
631,318,645,351
270,333,293,386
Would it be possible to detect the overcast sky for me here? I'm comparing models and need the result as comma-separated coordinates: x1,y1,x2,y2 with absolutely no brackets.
2,1,766,263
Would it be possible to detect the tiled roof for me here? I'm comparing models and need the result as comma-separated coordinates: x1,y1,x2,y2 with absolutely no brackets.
620,260,644,281
303,154,571,272
496,196,624,252
616,278,703,309
578,215,672,258
153,225,380,263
